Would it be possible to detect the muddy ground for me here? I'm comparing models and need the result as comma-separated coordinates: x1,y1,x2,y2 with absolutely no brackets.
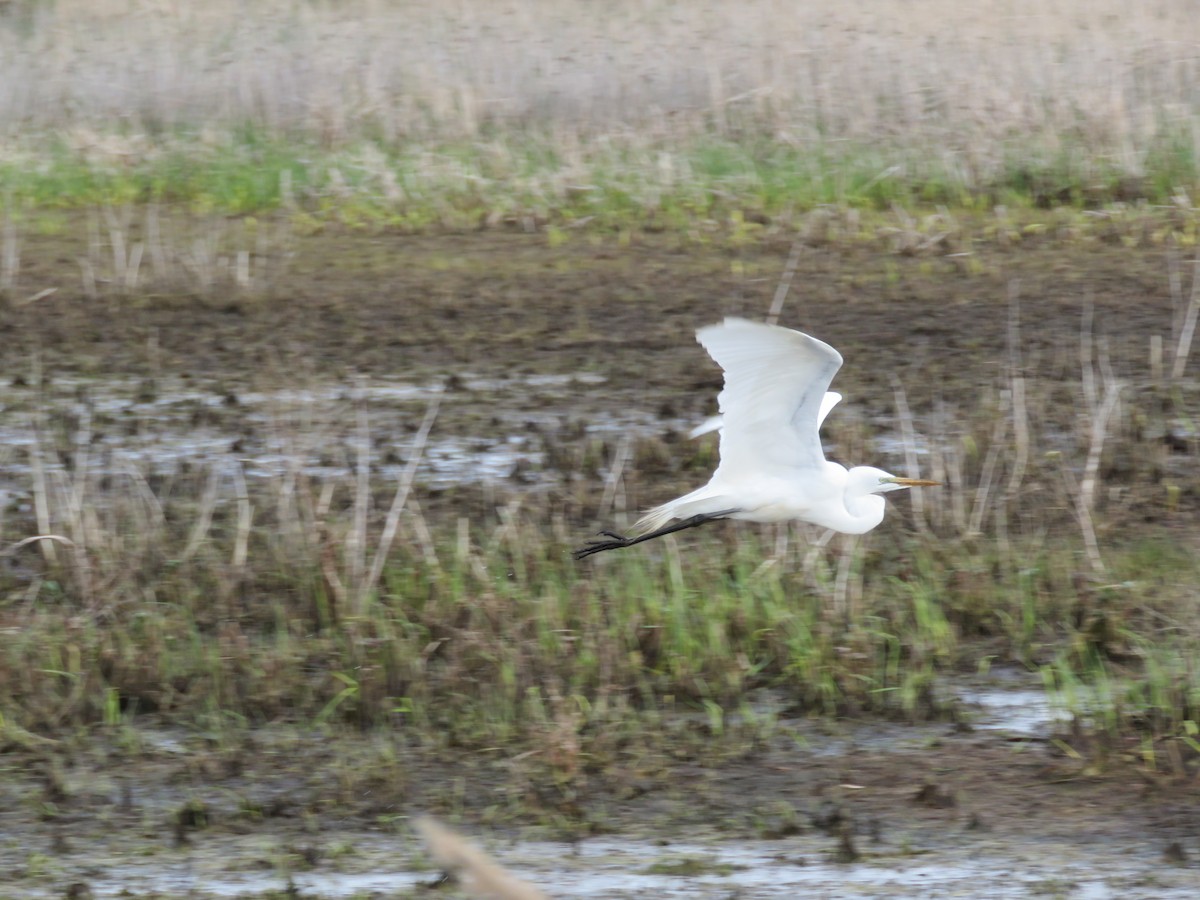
2,680,1199,897
2,222,1199,896
1,222,1182,400
3,220,1196,516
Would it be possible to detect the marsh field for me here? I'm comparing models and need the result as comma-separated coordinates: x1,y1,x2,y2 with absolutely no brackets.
1,1,1200,897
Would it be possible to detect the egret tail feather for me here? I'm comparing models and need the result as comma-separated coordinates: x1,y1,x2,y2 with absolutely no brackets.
633,487,738,534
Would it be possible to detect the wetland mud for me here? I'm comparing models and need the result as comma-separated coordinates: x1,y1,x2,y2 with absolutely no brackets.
1,223,1194,519
2,222,1199,896
3,682,1198,898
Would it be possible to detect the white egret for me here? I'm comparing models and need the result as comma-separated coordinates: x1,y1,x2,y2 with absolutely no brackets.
688,390,842,439
574,317,938,560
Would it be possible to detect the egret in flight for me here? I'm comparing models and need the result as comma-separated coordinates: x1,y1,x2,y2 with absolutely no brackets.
574,317,938,560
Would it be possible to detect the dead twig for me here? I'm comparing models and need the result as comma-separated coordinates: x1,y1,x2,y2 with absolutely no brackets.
415,816,550,900
358,385,443,609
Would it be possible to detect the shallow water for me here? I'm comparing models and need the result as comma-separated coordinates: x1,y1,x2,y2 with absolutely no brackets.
0,372,662,491
0,369,952,509
959,687,1071,736
67,826,1194,899
12,683,1190,900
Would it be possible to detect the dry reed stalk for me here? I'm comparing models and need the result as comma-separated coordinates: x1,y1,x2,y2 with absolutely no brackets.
275,459,302,552
773,522,790,565
498,497,540,561
832,534,859,624
404,500,441,568
890,377,928,534
358,386,443,609
270,397,329,554
1065,302,1123,575
30,442,97,609
5,2,1195,196
1005,282,1029,499
181,222,224,294
941,430,968,535
798,525,835,592
349,391,371,595
319,534,348,618
235,249,250,290
146,204,168,284
102,206,129,291
456,516,471,563
179,465,220,563
14,287,57,307
967,403,1010,538
766,238,803,325
664,531,686,596
414,816,550,900
1078,382,1122,527
27,413,57,565
1171,256,1200,381
3,534,75,558
121,460,167,536
288,465,329,562
126,242,145,292
1055,457,1103,576
67,407,91,537
65,407,97,607
456,516,489,582
77,257,97,301
489,497,525,553
1079,299,1097,427
925,404,953,533
315,478,336,533
231,461,252,571
597,433,632,524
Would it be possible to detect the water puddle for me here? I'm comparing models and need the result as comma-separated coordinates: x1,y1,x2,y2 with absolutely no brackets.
3,372,965,492
70,832,1193,899
8,705,1193,900
89,869,426,898
943,668,1075,737
958,687,1071,735
0,373,615,490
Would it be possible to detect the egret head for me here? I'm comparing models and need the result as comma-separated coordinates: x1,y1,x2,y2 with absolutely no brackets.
852,466,941,496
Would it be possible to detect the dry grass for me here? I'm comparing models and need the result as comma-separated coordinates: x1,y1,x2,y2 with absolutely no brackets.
1,0,1198,202
0,0,1198,751
1,251,1197,756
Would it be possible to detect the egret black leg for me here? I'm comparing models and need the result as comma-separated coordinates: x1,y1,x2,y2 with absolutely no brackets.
572,512,734,560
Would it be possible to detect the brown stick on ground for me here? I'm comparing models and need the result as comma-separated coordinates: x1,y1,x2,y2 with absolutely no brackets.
414,816,551,900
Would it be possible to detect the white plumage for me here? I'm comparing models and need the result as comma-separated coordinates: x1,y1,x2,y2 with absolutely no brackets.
575,317,938,559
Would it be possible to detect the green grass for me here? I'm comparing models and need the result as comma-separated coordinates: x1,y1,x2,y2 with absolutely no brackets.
4,0,1200,229
2,467,1196,762
2,127,1197,226
1,249,1197,772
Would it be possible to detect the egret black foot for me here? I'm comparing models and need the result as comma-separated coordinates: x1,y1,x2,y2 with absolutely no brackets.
572,532,633,560
572,512,734,561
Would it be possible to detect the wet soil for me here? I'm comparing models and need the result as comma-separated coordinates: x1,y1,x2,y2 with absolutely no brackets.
0,222,1181,403
2,220,1199,895
2,682,1198,897
2,219,1195,518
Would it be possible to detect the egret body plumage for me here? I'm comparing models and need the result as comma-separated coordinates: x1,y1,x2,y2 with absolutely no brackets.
574,317,938,560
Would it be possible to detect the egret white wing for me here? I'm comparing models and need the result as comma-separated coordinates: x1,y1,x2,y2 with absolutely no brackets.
696,318,843,475
687,390,841,439
817,391,843,428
